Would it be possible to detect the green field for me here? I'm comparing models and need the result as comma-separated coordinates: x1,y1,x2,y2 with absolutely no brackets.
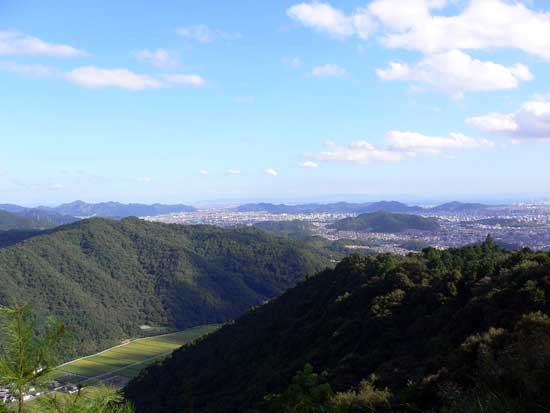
52,325,219,385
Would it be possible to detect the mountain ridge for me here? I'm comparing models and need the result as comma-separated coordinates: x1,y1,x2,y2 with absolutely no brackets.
0,217,332,357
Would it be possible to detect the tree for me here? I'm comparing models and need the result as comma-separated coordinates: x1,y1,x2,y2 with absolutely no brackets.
0,305,66,413
33,385,134,413
266,364,334,413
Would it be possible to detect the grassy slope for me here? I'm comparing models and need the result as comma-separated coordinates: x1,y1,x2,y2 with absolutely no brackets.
53,325,219,384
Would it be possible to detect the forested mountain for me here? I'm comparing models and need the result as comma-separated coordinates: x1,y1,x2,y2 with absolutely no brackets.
37,200,196,218
235,201,422,214
0,218,332,356
0,209,57,231
330,211,441,233
126,238,550,413
0,204,78,227
253,220,315,239
429,201,492,214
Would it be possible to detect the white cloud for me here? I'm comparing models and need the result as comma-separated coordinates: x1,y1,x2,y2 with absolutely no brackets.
287,3,375,39
288,1,550,60
379,0,550,59
163,73,205,87
226,169,241,175
264,168,279,177
368,0,444,32
467,97,550,140
3,62,206,91
466,113,518,133
313,140,405,165
134,49,179,68
199,170,209,176
298,161,319,168
0,62,54,77
66,66,162,90
136,177,153,183
176,25,240,43
307,129,494,165
376,50,533,98
50,183,65,190
387,131,494,154
311,63,347,77
0,31,87,57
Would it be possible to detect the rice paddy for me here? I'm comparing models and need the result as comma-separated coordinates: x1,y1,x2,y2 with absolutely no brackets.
51,324,219,385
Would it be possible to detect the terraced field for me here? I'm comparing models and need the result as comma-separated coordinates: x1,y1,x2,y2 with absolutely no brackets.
52,325,219,386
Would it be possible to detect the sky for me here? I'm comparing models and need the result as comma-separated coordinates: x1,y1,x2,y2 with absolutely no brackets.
1,0,550,206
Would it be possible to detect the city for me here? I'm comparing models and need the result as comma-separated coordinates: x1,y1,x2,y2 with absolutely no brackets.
144,202,550,254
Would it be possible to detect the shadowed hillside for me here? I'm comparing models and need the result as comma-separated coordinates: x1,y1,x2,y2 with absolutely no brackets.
126,237,550,413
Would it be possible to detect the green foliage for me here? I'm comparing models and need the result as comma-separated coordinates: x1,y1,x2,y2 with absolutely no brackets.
32,386,134,413
330,212,440,233
126,238,550,413
0,305,66,413
0,218,331,357
253,220,315,239
0,210,55,231
331,375,391,413
264,364,333,413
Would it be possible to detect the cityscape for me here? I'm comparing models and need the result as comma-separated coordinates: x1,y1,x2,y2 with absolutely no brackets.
145,202,550,254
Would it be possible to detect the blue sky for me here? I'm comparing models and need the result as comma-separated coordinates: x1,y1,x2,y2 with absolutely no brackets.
1,0,550,205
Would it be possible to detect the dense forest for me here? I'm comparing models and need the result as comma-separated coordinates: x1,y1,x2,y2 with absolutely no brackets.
126,237,550,412
330,211,441,233
0,218,333,357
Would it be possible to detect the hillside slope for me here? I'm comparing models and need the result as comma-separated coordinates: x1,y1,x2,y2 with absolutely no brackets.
0,209,57,231
330,211,440,233
0,204,78,227
0,218,332,356
126,238,550,413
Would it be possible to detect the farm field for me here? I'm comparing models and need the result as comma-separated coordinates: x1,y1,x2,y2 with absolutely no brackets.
51,324,219,386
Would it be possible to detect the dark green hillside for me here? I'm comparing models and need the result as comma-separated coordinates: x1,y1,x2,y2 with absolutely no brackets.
330,211,440,233
0,209,55,231
253,220,315,238
126,238,550,413
0,218,331,356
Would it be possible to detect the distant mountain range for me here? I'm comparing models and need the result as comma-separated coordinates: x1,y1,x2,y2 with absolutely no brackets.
330,211,441,233
37,200,197,218
0,207,76,231
235,201,494,215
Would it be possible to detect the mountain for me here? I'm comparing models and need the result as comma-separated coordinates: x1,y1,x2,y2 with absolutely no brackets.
0,204,78,227
329,211,440,233
126,239,550,413
429,201,492,214
0,209,59,231
253,220,316,239
0,218,332,357
235,201,422,214
38,200,197,218
0,203,27,213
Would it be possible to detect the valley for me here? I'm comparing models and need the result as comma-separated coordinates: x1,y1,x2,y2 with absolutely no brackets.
51,325,219,387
